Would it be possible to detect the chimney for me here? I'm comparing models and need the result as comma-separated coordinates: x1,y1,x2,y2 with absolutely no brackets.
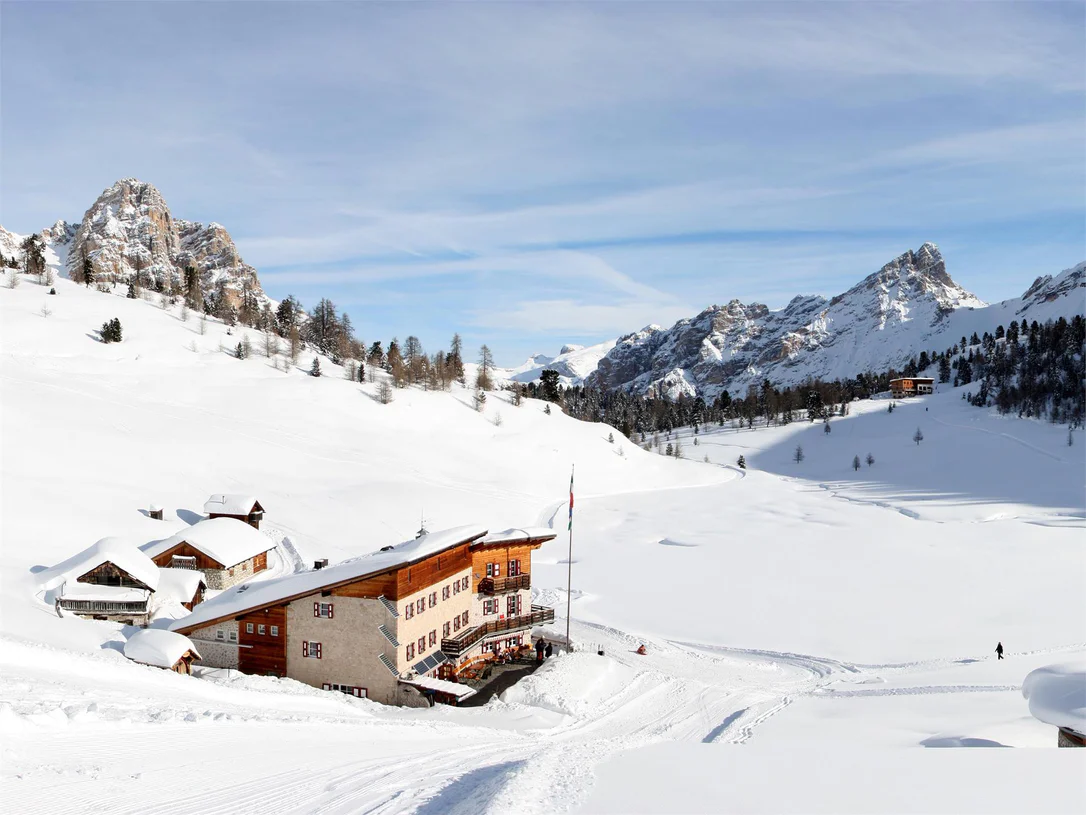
314,559,329,570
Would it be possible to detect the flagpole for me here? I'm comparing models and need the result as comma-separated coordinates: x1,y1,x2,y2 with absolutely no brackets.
565,464,574,654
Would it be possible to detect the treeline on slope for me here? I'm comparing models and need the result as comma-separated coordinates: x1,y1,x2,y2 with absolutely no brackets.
934,317,1085,426
523,315,1085,436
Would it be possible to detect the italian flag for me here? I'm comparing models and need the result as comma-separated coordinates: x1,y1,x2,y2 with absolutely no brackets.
568,470,574,531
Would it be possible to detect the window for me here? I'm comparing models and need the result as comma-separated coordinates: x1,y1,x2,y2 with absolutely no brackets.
324,683,367,698
429,591,438,607
442,586,450,601
416,598,425,615
303,641,322,659
258,624,266,636
429,630,437,647
453,580,460,595
462,577,470,591
406,643,415,660
443,621,451,637
216,629,225,641
507,594,521,617
270,626,279,637
508,559,521,576
246,623,254,634
228,630,238,643
453,616,461,632
404,603,414,619
483,598,497,615
485,563,493,577
417,636,426,653
461,611,469,626
314,602,334,618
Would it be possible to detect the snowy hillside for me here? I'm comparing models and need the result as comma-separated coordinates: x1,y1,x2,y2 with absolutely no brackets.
588,245,1085,399
1,272,1084,814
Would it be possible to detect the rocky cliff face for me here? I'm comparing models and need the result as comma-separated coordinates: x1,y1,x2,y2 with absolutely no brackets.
65,178,265,305
587,243,1086,399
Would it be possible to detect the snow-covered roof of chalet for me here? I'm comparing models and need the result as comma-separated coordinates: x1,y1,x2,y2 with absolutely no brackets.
171,525,488,635
476,527,557,546
203,494,262,515
1023,661,1086,734
38,537,160,593
141,518,274,568
124,629,202,669
155,568,206,602
59,583,150,603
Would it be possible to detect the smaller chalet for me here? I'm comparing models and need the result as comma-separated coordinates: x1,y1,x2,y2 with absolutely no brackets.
889,377,934,398
124,629,202,674
142,518,275,590
204,494,265,529
38,537,160,625
1023,662,1086,748
156,568,207,611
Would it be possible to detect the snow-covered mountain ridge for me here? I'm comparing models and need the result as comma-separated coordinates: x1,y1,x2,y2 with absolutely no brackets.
586,244,1085,399
0,178,266,308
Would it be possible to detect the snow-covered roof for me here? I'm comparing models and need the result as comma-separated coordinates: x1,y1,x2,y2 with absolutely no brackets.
38,537,160,593
477,527,557,546
59,583,150,602
1023,661,1086,734
400,675,476,700
124,629,201,669
172,525,487,634
203,494,261,516
142,518,274,568
155,568,206,602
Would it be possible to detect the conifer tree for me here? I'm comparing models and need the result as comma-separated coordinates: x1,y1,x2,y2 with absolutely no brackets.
793,444,804,463
853,455,861,471
913,427,924,445
476,345,494,391
310,356,322,377
866,452,875,467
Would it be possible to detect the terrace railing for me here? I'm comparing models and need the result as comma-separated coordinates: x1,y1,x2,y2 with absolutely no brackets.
441,605,555,658
477,573,531,595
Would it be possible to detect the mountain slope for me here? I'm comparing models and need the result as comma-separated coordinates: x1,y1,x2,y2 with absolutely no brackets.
586,244,1084,398
2,178,267,310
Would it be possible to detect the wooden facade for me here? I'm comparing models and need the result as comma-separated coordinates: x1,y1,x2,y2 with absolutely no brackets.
209,499,265,530
889,377,935,398
77,561,155,591
238,606,287,677
331,543,473,601
470,542,540,593
150,541,226,571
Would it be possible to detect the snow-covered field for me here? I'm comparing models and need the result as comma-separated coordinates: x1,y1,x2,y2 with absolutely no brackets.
1,271,1084,814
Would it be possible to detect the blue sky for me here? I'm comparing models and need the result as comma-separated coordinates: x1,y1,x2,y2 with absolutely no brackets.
2,2,1083,366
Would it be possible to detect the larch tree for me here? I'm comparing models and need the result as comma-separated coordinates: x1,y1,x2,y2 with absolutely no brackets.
793,444,805,463
476,345,494,391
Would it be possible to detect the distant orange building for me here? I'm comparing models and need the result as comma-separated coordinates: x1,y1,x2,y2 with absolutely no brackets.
890,377,934,398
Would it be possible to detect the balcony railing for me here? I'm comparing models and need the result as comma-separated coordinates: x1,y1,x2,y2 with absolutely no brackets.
60,600,149,614
478,573,531,595
441,605,555,658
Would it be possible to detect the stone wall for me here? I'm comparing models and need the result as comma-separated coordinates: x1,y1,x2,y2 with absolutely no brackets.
286,595,401,704
205,555,263,591
189,621,239,669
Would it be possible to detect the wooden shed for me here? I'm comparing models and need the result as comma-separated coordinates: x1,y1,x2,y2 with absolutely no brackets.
203,494,265,529
124,629,203,674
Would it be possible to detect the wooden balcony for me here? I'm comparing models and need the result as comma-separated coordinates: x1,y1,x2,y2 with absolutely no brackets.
441,605,555,658
478,573,531,595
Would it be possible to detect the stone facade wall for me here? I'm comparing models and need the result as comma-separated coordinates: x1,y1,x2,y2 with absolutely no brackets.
204,555,264,591
1058,728,1086,748
286,595,401,703
188,621,239,669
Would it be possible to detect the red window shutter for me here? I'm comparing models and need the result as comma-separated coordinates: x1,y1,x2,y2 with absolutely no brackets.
316,643,322,659
313,602,319,617
303,641,309,658
327,604,334,619
495,563,501,577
